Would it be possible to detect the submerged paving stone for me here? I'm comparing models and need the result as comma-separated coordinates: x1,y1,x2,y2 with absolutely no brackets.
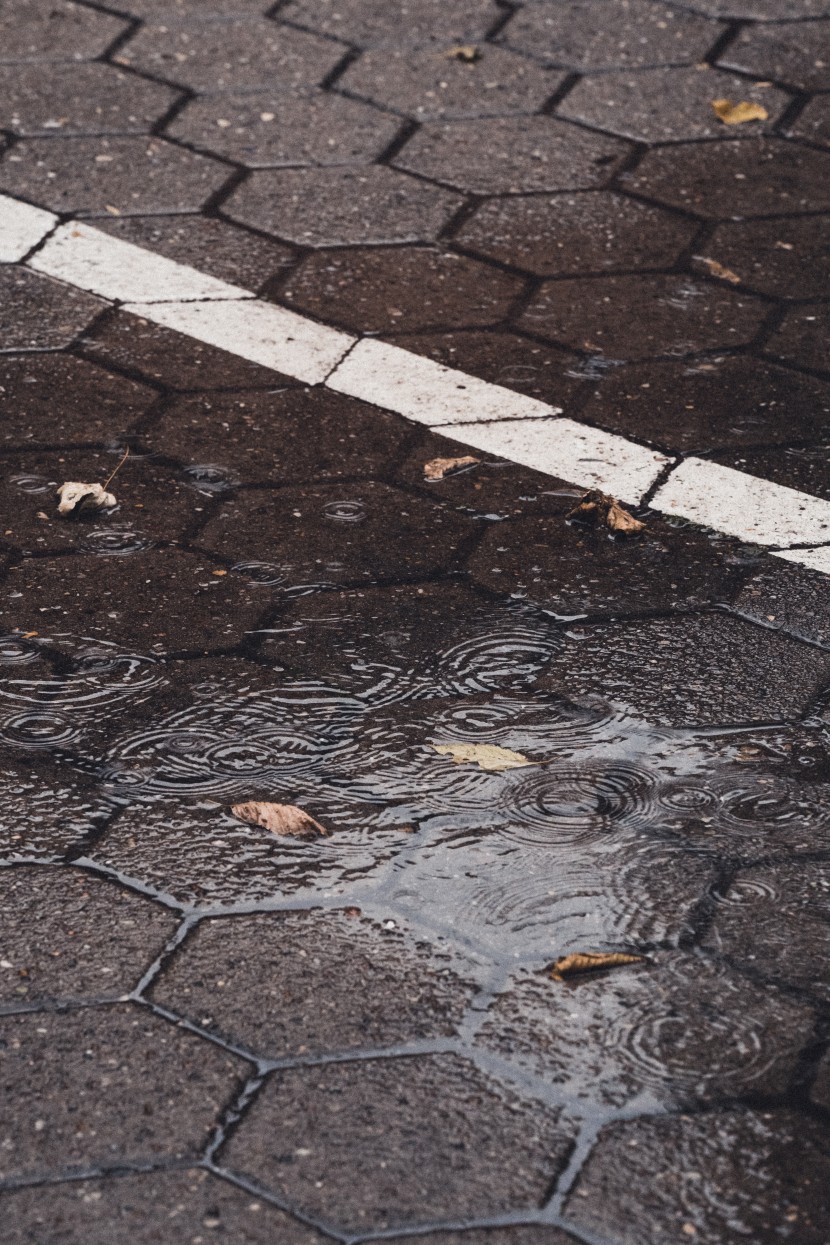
0,764,110,861
537,613,830,727
0,136,231,218
765,304,829,373
0,1003,245,1181
0,1168,326,1245
279,0,502,47
221,1054,574,1232
225,164,463,246
705,216,830,300
718,18,830,91
150,908,476,1056
0,0,127,63
564,1108,830,1244
0,268,103,352
476,952,813,1108
0,62,180,138
0,865,176,1009
455,191,696,277
500,0,721,69
395,116,631,194
282,246,526,334
734,558,830,648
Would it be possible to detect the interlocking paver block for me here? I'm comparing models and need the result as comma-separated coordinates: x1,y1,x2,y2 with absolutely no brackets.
500,0,722,69
120,0,269,14
279,0,502,47
0,63,180,137
117,19,344,93
282,246,526,334
0,1004,245,1180
627,138,830,217
537,613,830,727
384,1232,579,1245
0,0,127,63
221,1054,575,1232
339,43,563,121
0,267,104,352
0,1168,327,1245
683,0,830,17
789,94,830,146
0,136,231,217
0,865,176,1008
520,274,768,359
169,87,402,167
564,1109,830,1244
558,67,787,143
705,216,830,299
150,909,476,1056
0,764,110,861
718,18,830,91
456,191,696,275
734,557,830,648
765,304,828,373
225,164,463,245
395,115,631,193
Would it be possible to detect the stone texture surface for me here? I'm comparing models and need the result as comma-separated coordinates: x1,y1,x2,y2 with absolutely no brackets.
0,62,180,137
0,268,104,352
0,0,127,63
718,18,830,91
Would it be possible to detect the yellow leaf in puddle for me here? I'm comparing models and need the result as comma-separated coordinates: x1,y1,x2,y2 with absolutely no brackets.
230,801,331,839
694,256,741,285
431,742,533,771
424,455,480,481
711,98,768,126
548,951,647,982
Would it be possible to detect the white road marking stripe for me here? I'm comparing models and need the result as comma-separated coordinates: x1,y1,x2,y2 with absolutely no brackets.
0,196,56,263
773,545,830,573
31,221,252,304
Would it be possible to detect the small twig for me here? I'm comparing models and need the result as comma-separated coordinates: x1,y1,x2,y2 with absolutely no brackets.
102,447,129,491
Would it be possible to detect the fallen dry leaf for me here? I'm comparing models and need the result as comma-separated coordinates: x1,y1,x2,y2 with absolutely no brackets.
693,255,741,285
55,482,117,517
424,455,480,481
711,98,768,126
230,801,331,839
431,742,533,771
548,951,646,982
567,489,646,535
443,44,481,62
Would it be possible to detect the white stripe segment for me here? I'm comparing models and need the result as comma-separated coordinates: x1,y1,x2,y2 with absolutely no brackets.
652,458,830,548
327,338,558,425
31,221,252,303
431,417,670,503
124,297,355,386
0,196,56,262
774,545,830,573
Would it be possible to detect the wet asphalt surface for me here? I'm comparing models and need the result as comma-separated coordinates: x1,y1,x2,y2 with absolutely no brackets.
2,1,830,1242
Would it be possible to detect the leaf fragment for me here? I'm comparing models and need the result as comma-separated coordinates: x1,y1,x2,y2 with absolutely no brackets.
711,98,768,126
443,44,481,62
55,482,117,518
693,255,741,285
431,742,533,771
230,801,331,839
424,455,480,481
548,951,646,982
567,489,646,535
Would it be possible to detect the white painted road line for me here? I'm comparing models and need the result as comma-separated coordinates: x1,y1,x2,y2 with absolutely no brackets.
125,297,355,386
327,338,558,425
31,222,252,304
652,457,830,548
0,196,56,263
774,545,830,573
432,417,671,503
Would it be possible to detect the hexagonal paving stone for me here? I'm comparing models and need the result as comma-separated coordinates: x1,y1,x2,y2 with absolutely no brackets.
789,93,830,146
626,138,830,217
120,0,268,13
558,67,788,143
520,274,768,359
682,0,829,16
500,0,722,70
703,859,830,1001
0,0,127,63
143,387,413,484
0,1004,246,1181
224,164,463,245
476,952,814,1109
395,115,631,194
116,19,344,93
220,1054,575,1233
339,43,563,121
718,18,830,91
0,268,104,352
1,548,272,652
0,136,231,217
456,191,696,276
0,763,111,861
150,909,477,1057
0,1168,327,1245
197,481,470,582
0,354,157,448
383,1233,579,1245
0,62,180,137
577,356,830,453
705,216,830,299
0,865,176,1008
537,613,830,727
281,246,526,334
564,1109,830,1245
765,304,828,373
732,556,830,648
168,87,402,168
278,0,502,47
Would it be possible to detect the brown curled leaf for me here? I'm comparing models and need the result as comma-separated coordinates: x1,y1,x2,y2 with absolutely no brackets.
548,952,647,982
424,455,480,481
693,256,741,285
230,801,331,839
55,482,117,518
567,489,646,534
711,98,768,126
443,44,481,62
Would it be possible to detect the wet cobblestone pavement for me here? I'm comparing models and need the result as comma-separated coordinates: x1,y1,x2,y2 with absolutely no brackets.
2,1,830,1242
